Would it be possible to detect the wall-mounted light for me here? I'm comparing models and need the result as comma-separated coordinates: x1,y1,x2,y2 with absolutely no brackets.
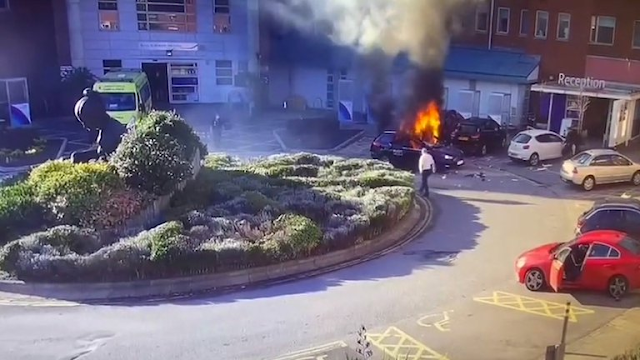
166,49,173,57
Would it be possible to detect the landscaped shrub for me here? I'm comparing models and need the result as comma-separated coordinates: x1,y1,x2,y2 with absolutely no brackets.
110,129,193,196
135,110,207,159
613,347,640,360
0,182,47,245
27,161,123,225
0,153,416,282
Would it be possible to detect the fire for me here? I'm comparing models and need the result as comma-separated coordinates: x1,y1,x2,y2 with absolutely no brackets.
399,100,442,148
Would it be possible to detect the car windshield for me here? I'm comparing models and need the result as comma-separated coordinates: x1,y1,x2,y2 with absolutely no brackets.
459,124,479,134
620,236,640,255
571,152,592,165
100,92,137,112
512,133,532,144
374,133,395,145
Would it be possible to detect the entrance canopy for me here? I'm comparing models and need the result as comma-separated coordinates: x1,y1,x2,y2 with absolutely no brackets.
531,82,640,101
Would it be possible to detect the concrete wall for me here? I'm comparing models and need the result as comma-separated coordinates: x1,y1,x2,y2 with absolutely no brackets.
66,0,258,104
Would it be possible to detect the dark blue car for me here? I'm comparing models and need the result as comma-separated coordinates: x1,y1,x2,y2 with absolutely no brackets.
370,131,465,172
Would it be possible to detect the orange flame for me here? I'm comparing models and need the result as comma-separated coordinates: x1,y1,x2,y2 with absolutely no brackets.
399,100,442,148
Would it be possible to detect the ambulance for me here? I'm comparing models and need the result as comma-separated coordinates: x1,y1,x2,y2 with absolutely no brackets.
93,69,153,125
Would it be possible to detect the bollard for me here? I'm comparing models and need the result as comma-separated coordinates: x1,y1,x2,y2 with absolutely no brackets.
555,301,571,360
545,345,557,360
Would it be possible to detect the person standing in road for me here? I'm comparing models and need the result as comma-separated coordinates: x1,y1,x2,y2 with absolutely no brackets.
210,112,223,149
418,147,435,198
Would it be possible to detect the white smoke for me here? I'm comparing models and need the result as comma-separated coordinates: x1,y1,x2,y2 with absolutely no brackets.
265,0,484,68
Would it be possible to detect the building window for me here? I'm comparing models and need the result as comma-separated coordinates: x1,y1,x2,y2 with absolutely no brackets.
458,90,480,117
215,60,233,86
0,0,9,10
475,4,489,32
519,10,529,36
535,11,549,39
136,0,196,32
633,21,640,48
213,0,231,33
557,13,571,40
102,59,122,75
169,63,199,102
496,8,510,34
98,0,119,30
590,16,616,45
326,70,334,109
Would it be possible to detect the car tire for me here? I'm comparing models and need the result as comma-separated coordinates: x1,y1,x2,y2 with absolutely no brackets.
582,176,596,191
528,153,540,166
632,171,640,186
524,268,546,291
608,275,629,300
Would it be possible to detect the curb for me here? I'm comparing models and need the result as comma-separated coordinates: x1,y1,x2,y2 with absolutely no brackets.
0,197,432,302
272,129,365,154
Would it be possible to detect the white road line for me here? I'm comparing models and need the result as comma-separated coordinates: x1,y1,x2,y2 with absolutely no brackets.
271,341,348,360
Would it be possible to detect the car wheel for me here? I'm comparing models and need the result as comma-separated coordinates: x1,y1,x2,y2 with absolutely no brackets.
479,144,487,157
528,153,540,166
582,176,596,191
608,275,629,300
524,268,546,291
632,171,640,186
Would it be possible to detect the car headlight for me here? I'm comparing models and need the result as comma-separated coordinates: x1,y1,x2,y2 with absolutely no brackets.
444,155,453,160
516,257,526,269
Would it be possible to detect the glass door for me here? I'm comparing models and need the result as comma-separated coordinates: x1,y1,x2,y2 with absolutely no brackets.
4,78,31,127
169,63,199,103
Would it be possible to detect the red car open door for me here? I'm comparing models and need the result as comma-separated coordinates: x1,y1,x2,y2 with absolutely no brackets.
549,247,572,292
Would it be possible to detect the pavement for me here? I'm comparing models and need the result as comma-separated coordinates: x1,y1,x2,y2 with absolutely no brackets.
3,124,640,359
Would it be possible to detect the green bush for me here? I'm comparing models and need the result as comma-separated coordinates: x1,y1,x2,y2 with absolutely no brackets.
204,153,239,169
0,182,47,245
27,161,122,225
111,130,193,196
136,110,207,159
242,191,277,213
149,221,184,262
613,347,640,360
270,214,322,257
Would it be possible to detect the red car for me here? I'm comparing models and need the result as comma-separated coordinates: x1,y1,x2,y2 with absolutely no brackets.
515,230,640,299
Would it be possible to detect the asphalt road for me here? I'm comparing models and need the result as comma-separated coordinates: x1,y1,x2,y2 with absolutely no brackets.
0,166,637,360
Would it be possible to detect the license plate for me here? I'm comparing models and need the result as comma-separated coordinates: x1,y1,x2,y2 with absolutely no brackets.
456,160,464,166
392,150,403,156
458,136,469,141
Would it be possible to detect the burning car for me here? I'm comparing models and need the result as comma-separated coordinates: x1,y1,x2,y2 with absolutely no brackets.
370,101,464,172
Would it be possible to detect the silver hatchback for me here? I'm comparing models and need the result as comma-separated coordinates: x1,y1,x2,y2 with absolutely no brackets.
560,149,640,191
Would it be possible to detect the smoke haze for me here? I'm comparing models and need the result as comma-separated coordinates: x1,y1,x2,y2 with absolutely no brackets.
265,0,482,68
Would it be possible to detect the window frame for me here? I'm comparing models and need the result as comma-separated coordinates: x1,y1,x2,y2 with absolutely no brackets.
98,0,119,31
213,0,231,33
496,7,510,35
475,4,489,33
586,242,621,259
136,0,197,33
519,9,530,36
632,20,640,49
590,15,616,45
102,59,122,75
557,13,571,41
534,10,549,39
215,60,234,86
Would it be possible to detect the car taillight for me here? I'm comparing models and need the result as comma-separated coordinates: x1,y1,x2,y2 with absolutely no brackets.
572,167,578,174
523,145,530,149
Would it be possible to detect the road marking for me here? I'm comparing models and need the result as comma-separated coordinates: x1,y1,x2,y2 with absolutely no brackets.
271,341,348,360
417,310,453,332
473,291,594,322
367,326,449,360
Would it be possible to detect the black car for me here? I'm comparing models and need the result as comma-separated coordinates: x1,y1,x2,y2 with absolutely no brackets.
453,116,508,156
370,131,465,172
576,198,640,238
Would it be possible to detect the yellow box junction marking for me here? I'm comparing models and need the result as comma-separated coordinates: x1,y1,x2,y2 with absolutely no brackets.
473,291,594,322
417,310,453,332
272,341,348,360
367,326,449,360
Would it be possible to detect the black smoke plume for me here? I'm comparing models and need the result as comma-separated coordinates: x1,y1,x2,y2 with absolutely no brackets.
361,51,395,133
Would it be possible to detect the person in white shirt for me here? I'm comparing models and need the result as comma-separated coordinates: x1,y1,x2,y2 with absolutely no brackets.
418,148,436,197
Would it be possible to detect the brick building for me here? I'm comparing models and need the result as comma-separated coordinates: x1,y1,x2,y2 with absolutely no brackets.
455,0,640,147
0,0,69,125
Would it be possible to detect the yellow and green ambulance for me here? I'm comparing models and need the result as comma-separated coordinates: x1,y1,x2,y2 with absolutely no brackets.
93,69,153,125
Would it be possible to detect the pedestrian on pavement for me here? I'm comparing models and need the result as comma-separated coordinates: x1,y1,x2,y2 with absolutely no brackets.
418,147,435,198
210,112,224,149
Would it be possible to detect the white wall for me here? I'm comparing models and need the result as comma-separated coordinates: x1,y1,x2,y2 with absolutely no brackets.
66,0,256,103
267,65,329,108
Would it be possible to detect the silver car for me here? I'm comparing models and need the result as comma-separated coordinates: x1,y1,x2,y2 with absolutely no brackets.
560,149,640,191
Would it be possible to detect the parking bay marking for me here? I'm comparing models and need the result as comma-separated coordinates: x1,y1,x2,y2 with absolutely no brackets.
367,326,449,360
417,310,453,332
473,291,594,322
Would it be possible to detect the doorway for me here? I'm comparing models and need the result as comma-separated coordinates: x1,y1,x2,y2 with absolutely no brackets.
142,62,169,108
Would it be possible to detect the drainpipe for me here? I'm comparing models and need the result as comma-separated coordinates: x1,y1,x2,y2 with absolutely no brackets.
487,0,495,50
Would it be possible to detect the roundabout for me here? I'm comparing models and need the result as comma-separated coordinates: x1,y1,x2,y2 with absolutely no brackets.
3,164,633,360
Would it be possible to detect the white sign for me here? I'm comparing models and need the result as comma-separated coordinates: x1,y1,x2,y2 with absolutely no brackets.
138,42,199,51
558,73,606,90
